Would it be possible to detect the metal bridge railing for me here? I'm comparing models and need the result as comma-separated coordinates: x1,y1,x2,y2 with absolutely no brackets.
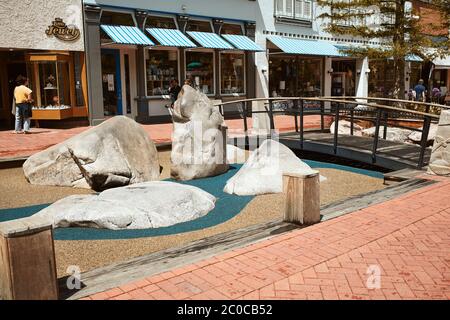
214,96,445,169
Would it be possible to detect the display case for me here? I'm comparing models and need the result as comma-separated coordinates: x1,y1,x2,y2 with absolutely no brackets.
26,53,75,120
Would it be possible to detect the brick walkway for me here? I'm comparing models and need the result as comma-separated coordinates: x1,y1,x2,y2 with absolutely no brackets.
83,177,450,300
0,115,328,160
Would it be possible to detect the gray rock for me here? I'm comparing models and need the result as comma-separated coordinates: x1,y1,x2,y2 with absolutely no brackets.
170,85,229,180
34,181,216,230
408,123,438,143
23,116,160,191
362,126,413,143
224,139,325,196
428,110,450,176
329,120,364,136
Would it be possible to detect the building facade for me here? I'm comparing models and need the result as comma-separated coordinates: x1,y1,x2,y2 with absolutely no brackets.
82,0,260,125
0,0,88,129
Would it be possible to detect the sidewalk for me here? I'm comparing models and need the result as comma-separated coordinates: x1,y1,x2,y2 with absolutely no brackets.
84,176,450,300
0,115,327,160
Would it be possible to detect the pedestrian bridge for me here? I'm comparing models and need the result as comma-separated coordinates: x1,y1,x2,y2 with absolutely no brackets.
215,96,449,171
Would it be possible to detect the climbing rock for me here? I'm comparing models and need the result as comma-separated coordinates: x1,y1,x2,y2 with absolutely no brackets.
34,181,216,230
23,116,160,191
428,110,450,175
170,85,228,180
224,139,325,196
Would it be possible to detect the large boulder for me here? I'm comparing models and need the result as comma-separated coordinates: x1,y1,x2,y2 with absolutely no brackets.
23,116,160,191
170,85,228,180
362,126,413,143
33,181,216,230
224,139,325,196
329,120,363,136
428,110,450,176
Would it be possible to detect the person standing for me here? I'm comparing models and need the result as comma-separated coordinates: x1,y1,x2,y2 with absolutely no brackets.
13,76,33,134
414,79,426,102
168,79,181,107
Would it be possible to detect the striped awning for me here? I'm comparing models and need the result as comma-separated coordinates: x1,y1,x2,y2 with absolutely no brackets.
433,55,450,69
268,36,343,56
100,25,154,45
221,34,264,51
146,28,197,48
187,31,234,50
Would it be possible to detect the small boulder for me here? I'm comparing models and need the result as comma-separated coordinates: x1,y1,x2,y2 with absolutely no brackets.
34,181,216,230
23,116,160,191
224,139,325,196
329,120,363,136
428,110,450,176
362,126,413,143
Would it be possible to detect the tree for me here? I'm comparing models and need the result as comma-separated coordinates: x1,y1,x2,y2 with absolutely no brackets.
317,0,450,99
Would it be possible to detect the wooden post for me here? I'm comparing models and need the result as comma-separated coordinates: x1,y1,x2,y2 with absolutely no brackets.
0,216,58,300
283,172,321,225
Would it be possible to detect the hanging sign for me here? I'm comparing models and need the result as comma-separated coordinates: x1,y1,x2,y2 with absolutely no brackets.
46,18,80,41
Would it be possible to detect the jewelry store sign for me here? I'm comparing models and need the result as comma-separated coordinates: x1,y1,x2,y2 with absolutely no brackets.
45,18,80,41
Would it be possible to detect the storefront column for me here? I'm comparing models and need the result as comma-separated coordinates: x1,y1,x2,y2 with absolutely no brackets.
213,19,223,100
83,5,104,126
135,10,150,123
245,22,257,99
356,57,369,100
324,57,332,111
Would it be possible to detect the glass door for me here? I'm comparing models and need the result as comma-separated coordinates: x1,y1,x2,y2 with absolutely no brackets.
101,49,122,116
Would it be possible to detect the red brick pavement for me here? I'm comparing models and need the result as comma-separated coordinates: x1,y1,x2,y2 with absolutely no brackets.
0,115,328,160
83,177,450,300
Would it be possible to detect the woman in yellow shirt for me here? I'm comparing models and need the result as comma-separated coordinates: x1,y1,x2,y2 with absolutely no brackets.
13,75,33,134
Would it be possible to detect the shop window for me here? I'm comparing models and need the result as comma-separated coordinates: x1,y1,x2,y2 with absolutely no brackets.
145,15,177,29
269,56,322,98
220,52,245,95
186,20,213,32
368,60,396,97
331,60,356,96
185,51,214,95
146,50,179,96
100,11,135,26
409,62,423,90
221,23,243,35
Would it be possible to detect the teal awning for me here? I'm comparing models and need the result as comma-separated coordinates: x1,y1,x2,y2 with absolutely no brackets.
146,28,197,48
221,34,264,51
100,25,154,45
187,31,234,50
268,36,342,56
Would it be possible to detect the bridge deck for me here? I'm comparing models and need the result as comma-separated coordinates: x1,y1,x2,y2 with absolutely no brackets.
279,132,431,170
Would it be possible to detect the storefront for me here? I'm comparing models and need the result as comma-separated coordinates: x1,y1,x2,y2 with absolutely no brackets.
0,0,87,129
84,6,260,125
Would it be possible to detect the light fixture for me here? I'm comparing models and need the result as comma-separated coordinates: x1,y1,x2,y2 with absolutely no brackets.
181,4,187,12
327,68,334,74
366,69,371,74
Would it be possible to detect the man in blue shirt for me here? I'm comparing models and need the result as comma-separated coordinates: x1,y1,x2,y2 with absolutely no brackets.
414,79,426,101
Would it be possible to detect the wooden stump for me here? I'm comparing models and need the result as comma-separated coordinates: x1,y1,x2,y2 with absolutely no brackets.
0,216,58,300
283,172,320,225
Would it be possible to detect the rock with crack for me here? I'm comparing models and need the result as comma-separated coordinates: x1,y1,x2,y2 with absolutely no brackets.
329,120,364,136
362,126,413,143
170,85,228,180
23,116,160,191
33,181,216,230
224,139,326,196
428,110,450,176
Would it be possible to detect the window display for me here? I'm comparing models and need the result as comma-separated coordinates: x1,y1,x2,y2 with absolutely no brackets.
269,56,322,97
146,50,179,96
185,51,214,95
368,60,396,97
27,59,70,110
220,53,245,94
